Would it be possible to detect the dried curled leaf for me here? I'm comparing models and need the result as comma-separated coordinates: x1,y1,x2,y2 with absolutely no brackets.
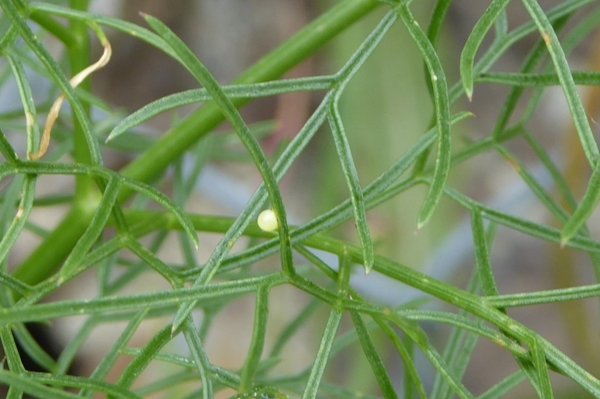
29,39,112,160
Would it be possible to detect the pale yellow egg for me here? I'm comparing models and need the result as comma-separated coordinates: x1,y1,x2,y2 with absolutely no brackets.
257,209,278,232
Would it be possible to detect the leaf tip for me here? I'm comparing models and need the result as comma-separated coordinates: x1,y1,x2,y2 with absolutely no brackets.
171,314,185,336
466,89,473,102
416,216,428,232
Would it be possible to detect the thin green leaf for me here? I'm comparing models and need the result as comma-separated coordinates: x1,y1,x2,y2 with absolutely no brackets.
562,5,600,52
530,337,554,399
269,298,320,358
125,238,180,288
182,317,214,399
511,8,600,137
12,322,57,372
490,14,559,139
523,131,577,211
173,146,205,267
27,373,143,399
336,247,352,297
0,176,23,237
116,324,173,391
58,176,121,280
5,384,21,398
478,71,600,86
133,371,199,396
459,0,511,99
427,0,453,48
15,237,124,308
55,317,97,376
5,49,40,153
390,310,525,359
29,2,182,62
493,9,508,37
0,274,288,324
239,285,270,393
315,383,381,399
0,23,18,49
0,369,82,399
450,0,594,107
327,103,373,273
351,312,399,399
397,5,452,230
373,244,600,397
495,145,575,227
108,77,333,141
431,273,482,399
105,232,169,296
181,137,214,198
561,161,600,245
541,339,600,397
0,175,35,267
81,310,148,397
121,348,240,387
119,175,199,248
391,315,476,399
486,283,600,308
292,112,470,245
444,185,600,254
301,308,343,399
375,319,428,399
424,0,453,97
0,271,31,296
0,128,18,163
0,326,25,372
471,210,499,296
521,0,598,166
333,9,397,86
476,371,526,399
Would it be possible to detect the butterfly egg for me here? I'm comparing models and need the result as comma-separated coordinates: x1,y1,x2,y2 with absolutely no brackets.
258,209,278,232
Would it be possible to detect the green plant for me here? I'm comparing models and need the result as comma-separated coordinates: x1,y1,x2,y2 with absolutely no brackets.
0,0,600,398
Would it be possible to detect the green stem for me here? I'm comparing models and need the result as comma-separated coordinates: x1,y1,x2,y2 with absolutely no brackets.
68,0,97,201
